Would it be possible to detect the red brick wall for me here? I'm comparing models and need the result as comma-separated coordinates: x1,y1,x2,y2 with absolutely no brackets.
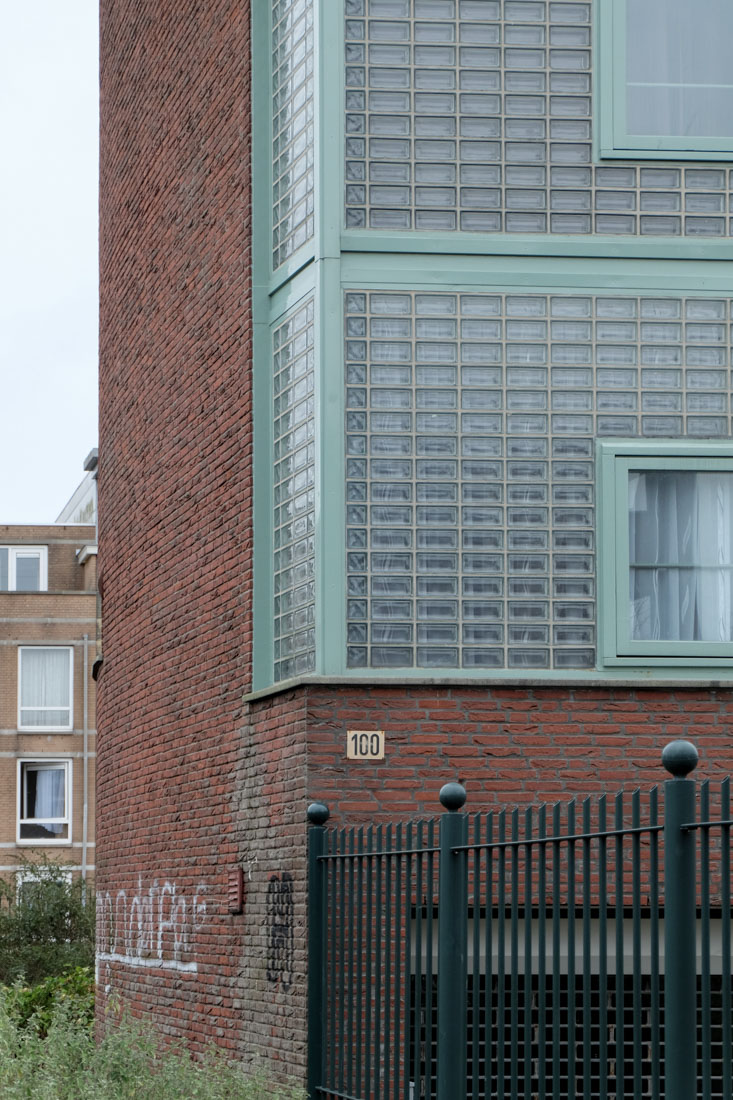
301,685,733,822
97,0,258,1061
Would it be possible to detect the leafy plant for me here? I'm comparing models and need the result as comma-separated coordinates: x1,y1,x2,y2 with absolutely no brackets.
0,858,94,985
3,966,94,1037
0,992,305,1099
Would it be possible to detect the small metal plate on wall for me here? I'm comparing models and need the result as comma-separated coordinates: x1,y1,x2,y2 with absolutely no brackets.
346,730,385,761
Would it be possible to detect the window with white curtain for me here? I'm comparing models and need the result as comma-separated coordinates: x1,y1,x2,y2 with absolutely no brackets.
603,0,733,156
0,547,47,592
18,648,73,730
598,443,733,664
17,760,71,843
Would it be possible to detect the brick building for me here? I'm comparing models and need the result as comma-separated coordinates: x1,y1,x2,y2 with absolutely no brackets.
0,525,97,884
98,0,733,1083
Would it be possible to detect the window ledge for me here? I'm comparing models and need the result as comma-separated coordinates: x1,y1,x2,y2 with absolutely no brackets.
244,671,733,704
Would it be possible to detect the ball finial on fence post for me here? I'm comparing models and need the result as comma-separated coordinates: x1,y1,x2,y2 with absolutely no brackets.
439,782,467,812
307,802,330,825
662,740,699,779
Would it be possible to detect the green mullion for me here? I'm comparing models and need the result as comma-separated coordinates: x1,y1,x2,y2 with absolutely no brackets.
340,231,733,263
251,0,275,692
317,0,344,260
317,258,346,674
339,252,733,293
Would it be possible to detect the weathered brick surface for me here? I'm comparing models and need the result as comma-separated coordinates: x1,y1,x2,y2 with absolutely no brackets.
97,0,259,1065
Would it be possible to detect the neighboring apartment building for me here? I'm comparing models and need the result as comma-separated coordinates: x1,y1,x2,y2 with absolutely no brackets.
98,0,733,1081
0,524,97,883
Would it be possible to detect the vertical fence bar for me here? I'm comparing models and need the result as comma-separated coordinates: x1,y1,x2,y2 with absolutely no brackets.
720,778,731,1099
426,819,436,1098
567,799,576,1100
552,801,561,1098
700,780,711,1100
365,824,374,1100
632,789,642,1100
394,823,403,1100
662,740,699,1100
524,808,533,1099
413,821,424,1099
537,804,547,1099
384,824,393,1096
375,824,383,1099
403,822,412,1098
437,782,468,1100
337,828,346,1093
347,828,355,1099
614,791,625,1098
472,812,481,1100
484,811,494,1100
497,809,506,1100
581,797,591,1099
510,808,519,1100
307,801,330,1100
649,787,660,1100
598,794,608,1099
356,826,364,1099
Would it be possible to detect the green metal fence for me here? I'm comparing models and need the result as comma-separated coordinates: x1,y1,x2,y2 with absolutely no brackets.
307,740,733,1099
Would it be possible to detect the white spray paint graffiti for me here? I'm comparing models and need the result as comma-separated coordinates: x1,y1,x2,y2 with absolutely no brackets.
96,877,207,973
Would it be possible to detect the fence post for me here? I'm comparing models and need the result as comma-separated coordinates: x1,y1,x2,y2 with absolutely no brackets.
662,739,699,1100
437,781,468,1100
306,801,329,1100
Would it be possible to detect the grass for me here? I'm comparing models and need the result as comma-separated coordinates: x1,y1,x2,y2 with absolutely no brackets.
0,983,304,1100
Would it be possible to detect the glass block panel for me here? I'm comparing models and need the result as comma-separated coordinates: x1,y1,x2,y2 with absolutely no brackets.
343,1,733,238
273,298,317,681
344,290,733,671
272,0,315,268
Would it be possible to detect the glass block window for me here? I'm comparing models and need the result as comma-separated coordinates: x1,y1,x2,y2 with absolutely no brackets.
343,0,733,237
274,298,317,681
344,290,733,672
272,0,315,268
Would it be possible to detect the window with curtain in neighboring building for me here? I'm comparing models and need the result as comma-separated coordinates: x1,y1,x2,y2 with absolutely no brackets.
18,647,73,730
17,760,71,843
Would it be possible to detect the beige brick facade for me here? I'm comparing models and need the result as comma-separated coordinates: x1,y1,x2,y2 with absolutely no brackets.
0,525,96,880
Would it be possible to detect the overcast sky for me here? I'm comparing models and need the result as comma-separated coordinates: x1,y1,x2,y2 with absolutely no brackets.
0,4,99,525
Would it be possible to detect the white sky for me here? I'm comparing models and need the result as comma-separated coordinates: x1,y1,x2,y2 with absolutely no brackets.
0,4,99,525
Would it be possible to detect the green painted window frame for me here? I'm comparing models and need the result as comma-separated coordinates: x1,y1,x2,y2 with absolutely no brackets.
597,0,733,161
598,439,733,667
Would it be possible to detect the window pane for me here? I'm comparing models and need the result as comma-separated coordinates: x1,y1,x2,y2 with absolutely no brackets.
20,650,71,727
0,549,7,590
628,470,733,641
15,555,40,592
626,0,733,138
20,765,68,839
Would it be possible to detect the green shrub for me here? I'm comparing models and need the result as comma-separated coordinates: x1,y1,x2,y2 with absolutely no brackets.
3,966,94,1037
0,992,304,1100
0,857,94,985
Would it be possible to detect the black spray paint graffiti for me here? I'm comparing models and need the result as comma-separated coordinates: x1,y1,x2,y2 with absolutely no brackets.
266,872,294,990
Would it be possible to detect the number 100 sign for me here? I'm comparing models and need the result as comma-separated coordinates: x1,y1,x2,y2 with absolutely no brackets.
347,730,385,761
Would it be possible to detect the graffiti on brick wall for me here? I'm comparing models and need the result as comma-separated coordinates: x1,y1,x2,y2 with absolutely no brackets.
266,872,294,990
96,878,207,973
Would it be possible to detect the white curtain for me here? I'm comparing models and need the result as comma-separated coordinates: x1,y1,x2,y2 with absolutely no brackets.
20,649,70,726
626,0,733,137
30,768,65,834
629,471,733,642
21,650,69,707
